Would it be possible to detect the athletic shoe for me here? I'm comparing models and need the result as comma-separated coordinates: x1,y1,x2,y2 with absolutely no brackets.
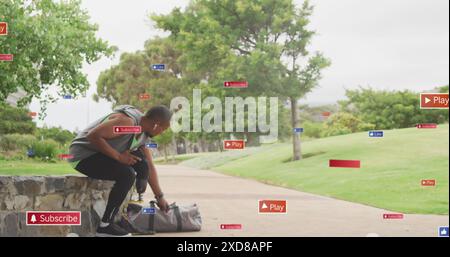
95,223,131,237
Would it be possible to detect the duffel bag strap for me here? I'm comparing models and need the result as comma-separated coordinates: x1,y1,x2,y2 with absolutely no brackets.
149,201,156,233
173,206,182,232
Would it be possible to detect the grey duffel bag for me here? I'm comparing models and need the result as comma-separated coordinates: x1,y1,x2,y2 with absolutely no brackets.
120,201,202,234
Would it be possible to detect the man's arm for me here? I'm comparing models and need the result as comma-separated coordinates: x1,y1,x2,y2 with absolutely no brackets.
86,113,141,165
140,145,163,196
140,145,169,212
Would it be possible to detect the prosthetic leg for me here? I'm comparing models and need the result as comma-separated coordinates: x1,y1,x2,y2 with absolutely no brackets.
128,149,149,205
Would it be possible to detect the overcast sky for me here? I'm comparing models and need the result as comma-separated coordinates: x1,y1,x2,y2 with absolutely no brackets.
30,0,449,131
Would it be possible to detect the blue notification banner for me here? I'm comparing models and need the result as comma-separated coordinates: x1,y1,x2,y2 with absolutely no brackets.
369,131,384,137
151,64,165,71
142,208,156,214
293,128,304,133
146,143,158,148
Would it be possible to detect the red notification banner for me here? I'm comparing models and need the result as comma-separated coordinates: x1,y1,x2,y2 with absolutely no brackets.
420,93,449,109
0,22,7,36
0,54,13,61
421,179,436,186
224,81,248,88
223,140,245,150
416,123,437,129
139,93,150,100
220,224,242,230
258,200,287,214
113,126,142,134
383,213,404,219
26,211,81,225
329,159,360,168
58,154,73,160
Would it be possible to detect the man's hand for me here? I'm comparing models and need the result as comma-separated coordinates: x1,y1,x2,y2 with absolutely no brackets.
157,197,169,213
141,146,169,212
117,150,142,165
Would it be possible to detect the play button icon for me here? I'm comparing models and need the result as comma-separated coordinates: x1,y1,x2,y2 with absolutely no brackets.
420,93,449,109
258,200,287,214
223,140,244,150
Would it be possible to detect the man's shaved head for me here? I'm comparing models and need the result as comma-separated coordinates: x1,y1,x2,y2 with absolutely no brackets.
145,105,172,125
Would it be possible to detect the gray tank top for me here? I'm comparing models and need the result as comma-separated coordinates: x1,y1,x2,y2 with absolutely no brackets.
68,105,152,163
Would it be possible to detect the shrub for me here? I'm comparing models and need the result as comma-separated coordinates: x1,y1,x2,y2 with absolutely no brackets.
302,121,324,138
36,126,76,146
31,139,59,160
321,125,352,137
322,112,375,137
340,87,449,129
0,103,36,135
0,134,37,151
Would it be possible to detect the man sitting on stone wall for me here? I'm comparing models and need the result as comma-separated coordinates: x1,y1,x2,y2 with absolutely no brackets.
68,105,172,237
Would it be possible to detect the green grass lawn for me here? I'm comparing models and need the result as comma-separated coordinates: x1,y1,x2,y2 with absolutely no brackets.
0,159,78,176
209,125,449,215
1,125,448,215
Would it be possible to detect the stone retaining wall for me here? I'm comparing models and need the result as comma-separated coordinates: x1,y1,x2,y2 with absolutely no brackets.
0,176,127,237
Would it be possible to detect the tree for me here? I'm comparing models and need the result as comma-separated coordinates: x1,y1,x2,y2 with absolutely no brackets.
0,0,116,117
0,103,36,134
95,37,190,109
339,87,449,129
438,85,449,93
152,0,330,161
153,128,174,162
321,112,375,137
36,126,76,146
95,37,198,155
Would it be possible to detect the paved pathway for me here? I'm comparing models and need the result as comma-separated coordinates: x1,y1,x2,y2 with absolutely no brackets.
140,165,448,237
